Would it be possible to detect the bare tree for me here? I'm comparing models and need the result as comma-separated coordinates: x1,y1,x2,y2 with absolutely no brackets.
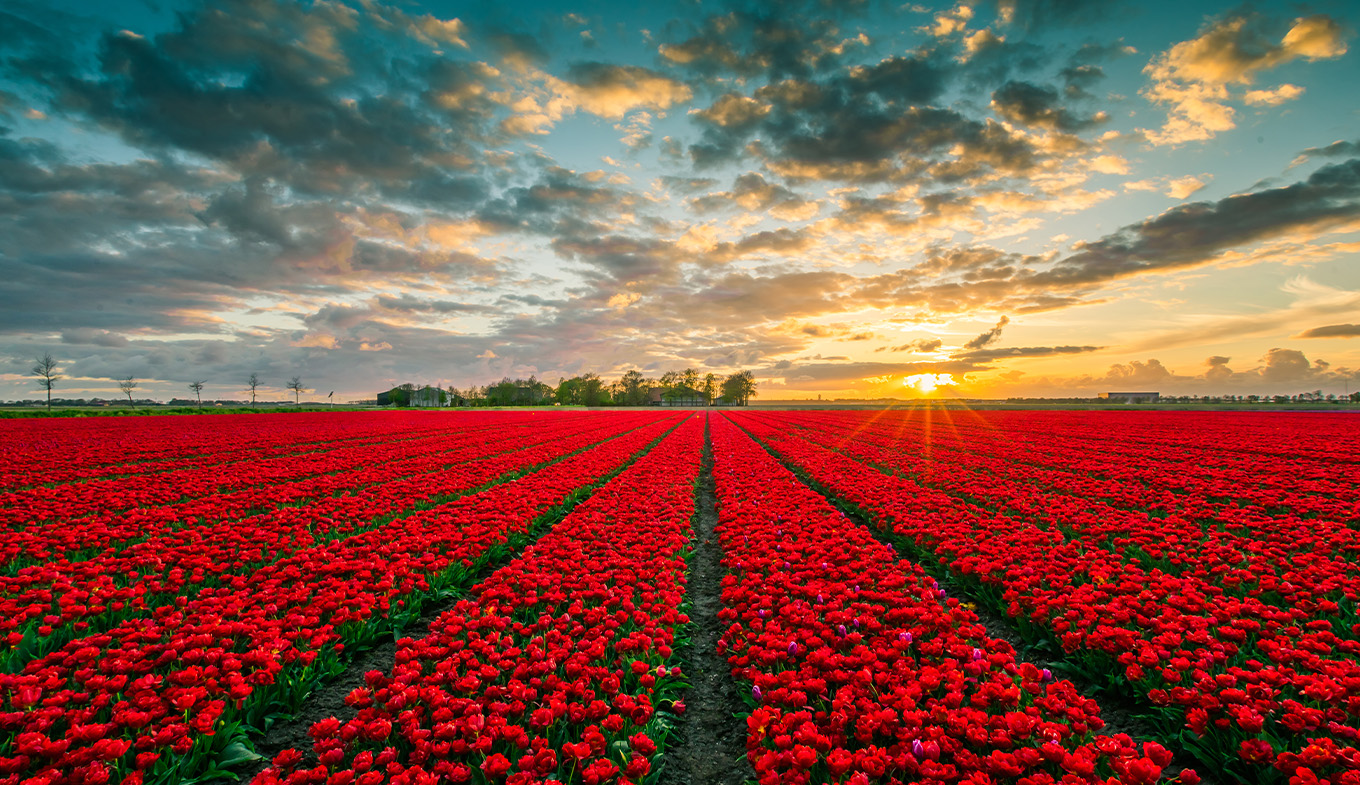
286,376,305,405
31,353,60,411
119,376,138,406
189,380,206,409
247,373,260,407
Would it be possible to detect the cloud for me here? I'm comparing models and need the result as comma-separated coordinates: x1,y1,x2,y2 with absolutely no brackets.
657,6,856,82
1291,139,1360,166
61,328,130,347
1204,354,1233,383
1165,175,1208,199
954,344,1101,362
689,173,818,220
1243,83,1304,106
1142,12,1349,144
1296,323,1360,338
558,63,692,119
1037,158,1360,287
990,80,1107,131
875,338,944,353
1100,358,1175,386
963,315,1009,349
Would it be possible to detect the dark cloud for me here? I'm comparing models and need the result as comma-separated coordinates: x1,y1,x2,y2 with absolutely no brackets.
1294,139,1360,164
61,328,130,347
1037,158,1360,287
657,6,858,82
11,0,505,202
1295,323,1360,339
658,176,719,194
685,49,1037,184
374,295,498,316
988,0,1128,33
963,315,1010,349
689,172,814,218
990,80,1106,131
953,344,1100,362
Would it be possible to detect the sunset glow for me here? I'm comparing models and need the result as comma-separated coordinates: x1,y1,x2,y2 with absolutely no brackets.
903,373,956,395
0,0,1357,401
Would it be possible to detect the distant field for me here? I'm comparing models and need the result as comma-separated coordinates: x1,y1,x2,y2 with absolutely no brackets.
2,409,1357,785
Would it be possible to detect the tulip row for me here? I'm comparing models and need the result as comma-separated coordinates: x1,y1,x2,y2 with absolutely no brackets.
253,413,706,785
779,410,1360,523
0,412,471,491
1,413,581,543
706,414,1183,785
0,413,684,785
0,413,662,672
760,411,1360,614
729,411,1360,784
0,415,609,574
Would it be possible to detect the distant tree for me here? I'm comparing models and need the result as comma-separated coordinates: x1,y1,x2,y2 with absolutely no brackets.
701,372,717,406
680,368,700,390
118,376,138,406
286,376,305,404
556,373,609,406
486,377,518,406
619,370,649,406
189,380,206,408
555,376,584,406
659,370,682,388
31,353,60,411
247,373,261,407
721,370,758,406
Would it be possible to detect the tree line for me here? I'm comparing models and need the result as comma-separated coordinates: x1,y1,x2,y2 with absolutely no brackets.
398,368,758,407
28,353,312,411
28,352,756,411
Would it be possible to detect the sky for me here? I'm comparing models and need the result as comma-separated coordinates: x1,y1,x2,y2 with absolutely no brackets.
0,0,1357,402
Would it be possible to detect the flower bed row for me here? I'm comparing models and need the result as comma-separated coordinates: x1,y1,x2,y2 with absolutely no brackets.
0,413,572,536
777,410,1360,521
0,413,684,785
707,414,1181,785
0,412,474,492
254,413,706,785
0,413,661,673
759,411,1360,616
730,412,1360,784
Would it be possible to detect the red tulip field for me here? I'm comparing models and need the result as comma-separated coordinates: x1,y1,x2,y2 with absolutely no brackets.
1,409,1358,785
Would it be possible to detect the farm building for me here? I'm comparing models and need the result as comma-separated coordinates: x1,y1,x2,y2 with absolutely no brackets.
1099,391,1160,402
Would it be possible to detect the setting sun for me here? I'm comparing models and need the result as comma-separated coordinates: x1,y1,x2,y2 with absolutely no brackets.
903,373,955,394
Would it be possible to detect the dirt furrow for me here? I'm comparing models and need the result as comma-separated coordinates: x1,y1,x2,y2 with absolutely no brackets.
661,414,753,785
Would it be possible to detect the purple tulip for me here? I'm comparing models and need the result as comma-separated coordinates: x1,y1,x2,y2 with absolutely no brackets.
912,740,924,757
788,642,797,655
1042,668,1053,683
752,685,762,701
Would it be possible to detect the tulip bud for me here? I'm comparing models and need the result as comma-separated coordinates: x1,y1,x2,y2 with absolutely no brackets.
788,642,797,656
1042,668,1053,683
752,685,762,701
